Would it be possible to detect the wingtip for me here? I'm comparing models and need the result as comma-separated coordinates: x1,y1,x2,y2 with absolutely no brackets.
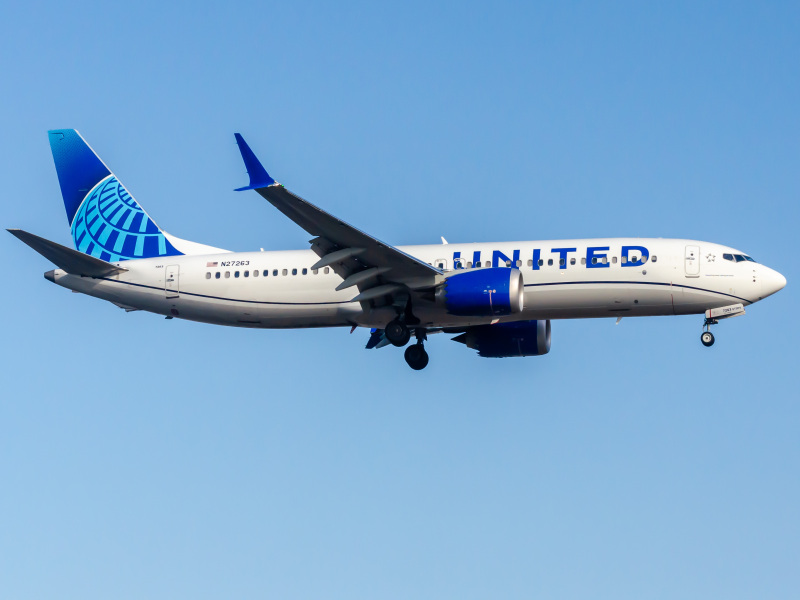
234,132,276,190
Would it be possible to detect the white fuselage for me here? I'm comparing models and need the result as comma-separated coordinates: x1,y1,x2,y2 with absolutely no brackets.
45,238,786,329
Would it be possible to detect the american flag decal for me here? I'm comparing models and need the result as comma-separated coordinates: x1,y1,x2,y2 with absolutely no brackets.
206,261,218,267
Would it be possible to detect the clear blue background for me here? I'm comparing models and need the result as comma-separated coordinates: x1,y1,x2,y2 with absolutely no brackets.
1,2,798,598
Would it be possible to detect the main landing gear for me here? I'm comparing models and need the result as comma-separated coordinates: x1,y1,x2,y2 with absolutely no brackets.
384,318,429,370
404,330,429,371
385,296,428,370
385,318,411,347
701,317,717,347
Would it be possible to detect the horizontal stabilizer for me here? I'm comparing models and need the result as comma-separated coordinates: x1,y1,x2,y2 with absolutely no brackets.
8,229,127,277
365,328,392,350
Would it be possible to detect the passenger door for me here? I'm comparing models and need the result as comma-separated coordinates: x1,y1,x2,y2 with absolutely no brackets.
165,265,180,298
684,245,700,277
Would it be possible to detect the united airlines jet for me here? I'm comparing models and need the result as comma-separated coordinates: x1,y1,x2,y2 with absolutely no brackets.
9,130,786,370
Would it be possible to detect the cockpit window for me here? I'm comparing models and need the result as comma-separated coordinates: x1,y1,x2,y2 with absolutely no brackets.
723,252,757,264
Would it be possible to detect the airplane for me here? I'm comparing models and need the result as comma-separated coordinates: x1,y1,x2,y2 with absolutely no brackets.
9,129,787,370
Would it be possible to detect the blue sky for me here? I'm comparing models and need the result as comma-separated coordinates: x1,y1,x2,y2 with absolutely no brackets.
1,2,798,598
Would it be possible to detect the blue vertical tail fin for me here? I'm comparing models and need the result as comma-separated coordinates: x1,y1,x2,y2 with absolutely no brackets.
48,129,183,262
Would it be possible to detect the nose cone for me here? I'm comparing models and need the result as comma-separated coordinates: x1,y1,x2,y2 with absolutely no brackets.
761,267,787,299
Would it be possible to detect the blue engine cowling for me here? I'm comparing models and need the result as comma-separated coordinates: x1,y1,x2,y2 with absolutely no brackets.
435,268,524,317
452,320,551,357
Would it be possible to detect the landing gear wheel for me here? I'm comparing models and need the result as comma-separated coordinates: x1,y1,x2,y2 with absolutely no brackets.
701,331,715,347
404,344,429,370
385,318,411,347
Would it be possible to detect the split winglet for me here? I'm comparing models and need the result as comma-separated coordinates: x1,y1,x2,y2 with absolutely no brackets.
233,133,276,191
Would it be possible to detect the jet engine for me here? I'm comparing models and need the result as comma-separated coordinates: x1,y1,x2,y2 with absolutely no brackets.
435,268,524,317
452,320,551,357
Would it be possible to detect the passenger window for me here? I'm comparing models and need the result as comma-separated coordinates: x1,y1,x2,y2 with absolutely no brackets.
591,257,597,265
273,269,278,276
547,259,553,266
516,259,522,267
570,258,576,265
612,257,617,264
244,270,249,277
504,260,511,267
313,268,319,275
602,257,608,264
302,268,308,275
215,272,221,279
225,271,230,278
253,270,259,277
581,258,586,265
652,256,657,263
438,262,444,269
485,261,491,267
527,259,533,267
324,267,330,274
467,261,473,268
234,271,240,278
292,268,297,275
621,256,627,264
538,259,544,267
630,256,638,263
282,269,288,276
205,272,211,279
559,258,565,266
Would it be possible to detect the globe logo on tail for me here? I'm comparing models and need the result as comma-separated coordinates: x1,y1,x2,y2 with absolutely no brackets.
71,175,181,262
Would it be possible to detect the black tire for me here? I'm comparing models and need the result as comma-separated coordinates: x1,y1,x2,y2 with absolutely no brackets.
404,344,429,370
701,331,715,347
385,319,410,347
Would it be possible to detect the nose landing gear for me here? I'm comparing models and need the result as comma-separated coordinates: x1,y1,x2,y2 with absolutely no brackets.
701,329,715,347
701,317,717,347
699,303,746,347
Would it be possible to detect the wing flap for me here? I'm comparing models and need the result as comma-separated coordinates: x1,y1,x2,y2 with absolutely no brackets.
254,184,438,284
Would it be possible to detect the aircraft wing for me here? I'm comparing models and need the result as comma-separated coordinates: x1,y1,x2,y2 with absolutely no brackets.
8,228,128,277
234,134,441,297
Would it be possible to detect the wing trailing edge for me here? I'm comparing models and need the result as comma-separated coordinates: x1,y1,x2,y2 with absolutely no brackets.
232,133,441,302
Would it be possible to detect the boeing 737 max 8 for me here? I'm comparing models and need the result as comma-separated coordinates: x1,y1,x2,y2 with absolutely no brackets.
9,130,786,370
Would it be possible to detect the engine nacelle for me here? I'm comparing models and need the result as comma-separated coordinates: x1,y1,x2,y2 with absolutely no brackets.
453,320,551,357
435,268,524,317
